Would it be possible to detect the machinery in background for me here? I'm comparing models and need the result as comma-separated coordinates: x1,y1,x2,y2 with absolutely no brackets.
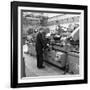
43,24,80,74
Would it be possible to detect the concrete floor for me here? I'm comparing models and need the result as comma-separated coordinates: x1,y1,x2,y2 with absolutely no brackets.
24,54,65,77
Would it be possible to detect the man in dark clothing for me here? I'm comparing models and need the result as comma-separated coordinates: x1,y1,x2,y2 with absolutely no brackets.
35,27,49,69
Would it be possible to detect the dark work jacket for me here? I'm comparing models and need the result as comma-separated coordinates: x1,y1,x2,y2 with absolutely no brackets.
36,32,47,54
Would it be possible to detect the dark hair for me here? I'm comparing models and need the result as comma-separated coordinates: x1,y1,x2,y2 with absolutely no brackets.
39,27,44,31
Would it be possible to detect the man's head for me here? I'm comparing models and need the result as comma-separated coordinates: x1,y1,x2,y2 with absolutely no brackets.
44,28,49,34
39,27,44,32
39,27,49,35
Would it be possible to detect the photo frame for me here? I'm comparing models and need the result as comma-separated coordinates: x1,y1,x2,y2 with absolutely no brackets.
11,1,88,88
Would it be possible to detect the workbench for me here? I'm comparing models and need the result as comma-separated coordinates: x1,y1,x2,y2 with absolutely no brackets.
43,44,79,74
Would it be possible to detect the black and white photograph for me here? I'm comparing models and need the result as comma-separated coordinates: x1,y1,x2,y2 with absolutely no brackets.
21,11,80,77
11,1,87,88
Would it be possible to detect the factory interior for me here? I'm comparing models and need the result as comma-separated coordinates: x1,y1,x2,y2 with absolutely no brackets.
21,11,80,77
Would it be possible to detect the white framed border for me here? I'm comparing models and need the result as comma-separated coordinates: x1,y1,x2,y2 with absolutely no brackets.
18,6,84,83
